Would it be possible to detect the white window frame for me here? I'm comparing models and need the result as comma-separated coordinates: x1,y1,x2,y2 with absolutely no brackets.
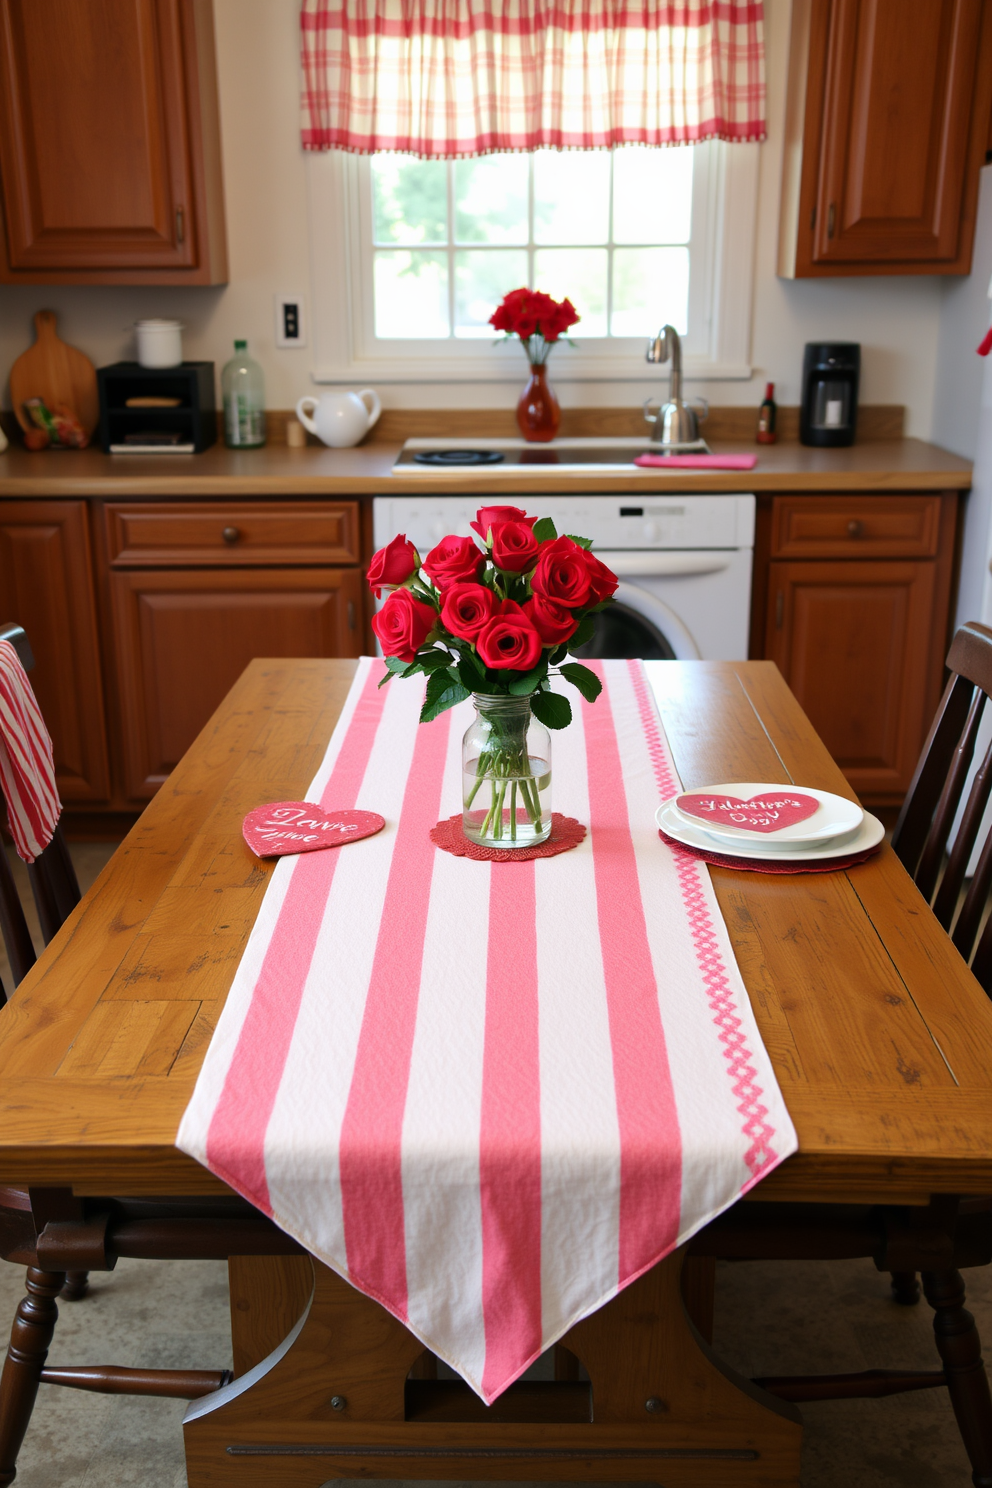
307,141,759,386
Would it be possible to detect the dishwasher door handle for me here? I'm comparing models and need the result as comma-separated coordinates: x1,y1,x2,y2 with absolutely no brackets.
594,550,736,578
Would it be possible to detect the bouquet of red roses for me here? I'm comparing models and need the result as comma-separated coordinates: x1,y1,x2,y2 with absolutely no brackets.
489,289,579,366
369,504,617,729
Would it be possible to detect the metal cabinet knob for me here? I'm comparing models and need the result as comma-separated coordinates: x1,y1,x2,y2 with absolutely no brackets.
847,519,864,538
222,526,240,544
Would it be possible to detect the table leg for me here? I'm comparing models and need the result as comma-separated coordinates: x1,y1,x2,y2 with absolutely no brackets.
187,1247,801,1487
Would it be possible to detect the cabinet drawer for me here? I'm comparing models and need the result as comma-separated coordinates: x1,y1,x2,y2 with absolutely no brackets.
106,502,361,566
770,496,942,558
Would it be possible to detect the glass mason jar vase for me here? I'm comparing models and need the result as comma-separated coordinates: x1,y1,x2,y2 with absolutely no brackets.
462,694,551,848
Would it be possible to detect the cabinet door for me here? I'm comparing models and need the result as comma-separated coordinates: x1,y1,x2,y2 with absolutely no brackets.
0,0,226,283
0,502,110,802
109,568,363,798
765,560,937,801
782,0,992,274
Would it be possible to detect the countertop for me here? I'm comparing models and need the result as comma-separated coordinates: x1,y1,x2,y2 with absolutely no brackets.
0,436,972,499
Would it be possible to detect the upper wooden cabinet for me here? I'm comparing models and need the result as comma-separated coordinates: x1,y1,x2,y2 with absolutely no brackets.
0,0,227,284
779,0,992,276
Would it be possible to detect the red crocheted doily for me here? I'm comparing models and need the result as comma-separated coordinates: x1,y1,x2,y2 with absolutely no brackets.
431,813,586,862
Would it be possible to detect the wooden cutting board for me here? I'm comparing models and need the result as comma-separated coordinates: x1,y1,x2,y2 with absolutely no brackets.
9,311,99,438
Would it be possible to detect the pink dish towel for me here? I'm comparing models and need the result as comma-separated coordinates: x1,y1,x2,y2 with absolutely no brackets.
634,452,758,469
178,658,797,1406
0,640,61,863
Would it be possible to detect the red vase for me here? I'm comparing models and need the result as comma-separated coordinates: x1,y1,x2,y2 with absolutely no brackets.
516,362,560,443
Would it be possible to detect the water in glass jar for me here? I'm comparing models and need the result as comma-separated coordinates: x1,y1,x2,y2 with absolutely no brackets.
462,756,551,847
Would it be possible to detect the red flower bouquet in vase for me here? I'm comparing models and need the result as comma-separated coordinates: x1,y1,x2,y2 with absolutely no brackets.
490,289,579,443
369,506,617,849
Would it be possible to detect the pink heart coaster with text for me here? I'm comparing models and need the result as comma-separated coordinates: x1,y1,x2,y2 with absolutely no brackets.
243,802,385,858
675,791,820,834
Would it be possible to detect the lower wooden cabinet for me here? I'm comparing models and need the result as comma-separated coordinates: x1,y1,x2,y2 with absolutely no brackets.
0,501,110,801
109,567,363,798
765,559,940,802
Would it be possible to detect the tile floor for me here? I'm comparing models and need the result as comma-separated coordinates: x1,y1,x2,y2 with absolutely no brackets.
0,843,988,1486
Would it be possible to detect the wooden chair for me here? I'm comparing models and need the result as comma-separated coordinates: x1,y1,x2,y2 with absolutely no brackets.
0,623,81,1006
689,620,992,1488
0,623,305,1487
891,618,992,989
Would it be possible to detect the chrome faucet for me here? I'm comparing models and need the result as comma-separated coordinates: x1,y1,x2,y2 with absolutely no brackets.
644,324,708,450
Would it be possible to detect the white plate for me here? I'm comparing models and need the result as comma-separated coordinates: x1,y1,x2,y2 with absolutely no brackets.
667,782,863,846
656,800,884,863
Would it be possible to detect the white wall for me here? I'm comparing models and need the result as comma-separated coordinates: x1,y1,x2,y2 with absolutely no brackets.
0,0,949,434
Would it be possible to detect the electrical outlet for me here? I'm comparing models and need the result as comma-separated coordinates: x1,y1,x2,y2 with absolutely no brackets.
274,293,307,349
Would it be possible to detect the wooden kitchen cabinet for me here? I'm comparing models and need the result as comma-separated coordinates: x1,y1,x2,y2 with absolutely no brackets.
108,567,364,799
0,0,227,284
756,492,959,806
779,0,992,276
0,501,110,802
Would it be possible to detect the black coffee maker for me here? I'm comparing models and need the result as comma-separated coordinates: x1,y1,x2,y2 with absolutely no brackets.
800,343,860,447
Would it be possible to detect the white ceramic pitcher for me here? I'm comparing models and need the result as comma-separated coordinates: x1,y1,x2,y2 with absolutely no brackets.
295,389,381,448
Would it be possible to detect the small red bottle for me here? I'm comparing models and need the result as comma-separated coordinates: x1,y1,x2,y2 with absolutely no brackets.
757,381,778,444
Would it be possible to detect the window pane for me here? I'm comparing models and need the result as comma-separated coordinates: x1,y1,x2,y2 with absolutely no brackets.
611,246,688,337
454,157,528,244
454,250,529,337
374,251,449,337
372,158,448,245
533,248,607,338
533,151,610,245
612,146,693,245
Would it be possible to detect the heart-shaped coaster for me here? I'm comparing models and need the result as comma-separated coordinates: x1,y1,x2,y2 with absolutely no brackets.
243,802,385,857
675,791,820,834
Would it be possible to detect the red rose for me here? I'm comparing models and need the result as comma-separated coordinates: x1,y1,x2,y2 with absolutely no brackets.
475,600,542,672
490,519,540,573
371,588,436,663
530,535,594,608
422,534,484,590
524,593,578,646
580,547,619,604
367,533,419,599
440,582,497,641
469,505,536,544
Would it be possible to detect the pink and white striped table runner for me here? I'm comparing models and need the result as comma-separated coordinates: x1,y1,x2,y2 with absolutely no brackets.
178,657,796,1403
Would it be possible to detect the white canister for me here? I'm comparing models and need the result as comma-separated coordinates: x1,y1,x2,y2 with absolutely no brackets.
135,319,183,369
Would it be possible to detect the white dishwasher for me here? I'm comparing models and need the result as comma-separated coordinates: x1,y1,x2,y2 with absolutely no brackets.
372,493,755,660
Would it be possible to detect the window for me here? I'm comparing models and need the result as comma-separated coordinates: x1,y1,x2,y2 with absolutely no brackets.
307,141,758,383
369,149,693,341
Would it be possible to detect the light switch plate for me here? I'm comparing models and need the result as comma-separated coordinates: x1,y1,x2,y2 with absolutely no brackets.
274,293,307,349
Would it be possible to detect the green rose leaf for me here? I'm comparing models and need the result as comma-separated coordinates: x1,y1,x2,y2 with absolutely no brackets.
532,516,557,543
507,659,548,695
558,662,603,702
384,655,409,673
378,667,394,688
420,668,470,724
417,648,457,673
565,533,593,550
569,612,597,650
530,688,573,730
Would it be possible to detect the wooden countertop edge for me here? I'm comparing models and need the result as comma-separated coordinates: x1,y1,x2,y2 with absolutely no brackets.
0,471,972,497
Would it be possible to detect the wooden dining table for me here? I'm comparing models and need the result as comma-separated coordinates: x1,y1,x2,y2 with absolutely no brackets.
3,656,992,1488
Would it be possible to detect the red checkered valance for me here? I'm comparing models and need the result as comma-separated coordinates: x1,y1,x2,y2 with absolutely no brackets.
300,1,766,157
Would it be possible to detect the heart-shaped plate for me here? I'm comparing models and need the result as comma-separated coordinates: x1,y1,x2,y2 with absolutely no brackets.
670,783,863,844
243,802,385,858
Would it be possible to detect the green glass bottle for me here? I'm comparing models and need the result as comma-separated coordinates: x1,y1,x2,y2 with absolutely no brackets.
222,339,266,448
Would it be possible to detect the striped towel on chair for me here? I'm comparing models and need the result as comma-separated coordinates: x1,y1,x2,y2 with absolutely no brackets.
0,640,61,863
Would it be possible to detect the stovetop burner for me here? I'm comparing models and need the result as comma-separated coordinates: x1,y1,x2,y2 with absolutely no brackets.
413,449,505,467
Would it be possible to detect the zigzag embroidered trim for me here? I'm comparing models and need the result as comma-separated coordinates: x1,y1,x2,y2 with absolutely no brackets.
627,660,779,1177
